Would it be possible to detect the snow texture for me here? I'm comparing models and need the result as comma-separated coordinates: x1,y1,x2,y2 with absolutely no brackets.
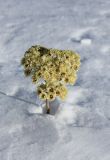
0,0,110,160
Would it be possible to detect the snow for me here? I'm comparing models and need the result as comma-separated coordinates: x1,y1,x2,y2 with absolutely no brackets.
27,106,43,114
0,0,110,159
81,39,92,45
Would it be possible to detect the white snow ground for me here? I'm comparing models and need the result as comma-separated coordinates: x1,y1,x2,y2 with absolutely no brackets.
0,0,110,159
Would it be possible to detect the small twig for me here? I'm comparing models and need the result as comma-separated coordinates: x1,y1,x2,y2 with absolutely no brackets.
46,99,50,114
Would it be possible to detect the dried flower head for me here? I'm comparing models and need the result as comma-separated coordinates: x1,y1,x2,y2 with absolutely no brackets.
21,45,80,101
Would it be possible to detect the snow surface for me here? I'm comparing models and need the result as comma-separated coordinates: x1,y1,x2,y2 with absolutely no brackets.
0,0,110,159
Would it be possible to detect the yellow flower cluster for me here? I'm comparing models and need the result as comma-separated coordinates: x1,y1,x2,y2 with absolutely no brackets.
37,82,67,101
21,45,80,101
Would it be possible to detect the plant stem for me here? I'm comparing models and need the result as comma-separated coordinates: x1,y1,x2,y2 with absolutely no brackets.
46,99,50,114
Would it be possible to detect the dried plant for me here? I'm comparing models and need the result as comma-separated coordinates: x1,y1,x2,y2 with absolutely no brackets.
21,45,80,114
